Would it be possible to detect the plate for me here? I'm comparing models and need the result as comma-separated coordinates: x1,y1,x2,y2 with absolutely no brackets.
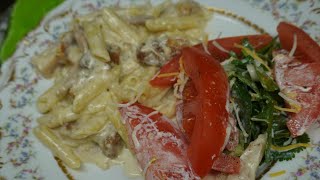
0,0,320,179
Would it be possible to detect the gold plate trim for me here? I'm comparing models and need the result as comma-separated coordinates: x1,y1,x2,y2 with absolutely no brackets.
207,7,267,34
54,157,75,180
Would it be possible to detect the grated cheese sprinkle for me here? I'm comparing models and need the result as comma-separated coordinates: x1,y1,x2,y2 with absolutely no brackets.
278,92,301,113
212,40,229,53
173,57,189,99
143,157,157,175
231,100,249,141
269,170,286,177
289,34,297,57
156,72,180,78
201,34,211,55
271,143,310,152
235,44,271,71
274,105,300,113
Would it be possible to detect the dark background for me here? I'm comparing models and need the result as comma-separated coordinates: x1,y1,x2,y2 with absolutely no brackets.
0,0,14,13
0,0,14,47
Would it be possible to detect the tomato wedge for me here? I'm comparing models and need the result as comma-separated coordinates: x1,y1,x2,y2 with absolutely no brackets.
150,34,272,87
180,47,229,177
177,79,198,140
211,153,241,174
119,103,199,179
178,74,240,174
277,22,320,63
274,52,320,137
194,34,273,62
149,55,180,87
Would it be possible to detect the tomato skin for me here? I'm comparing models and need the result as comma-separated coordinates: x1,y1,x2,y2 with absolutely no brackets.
119,103,200,179
195,34,273,62
149,55,180,87
212,154,241,174
274,51,320,137
178,79,198,140
181,47,229,177
150,34,273,87
277,22,320,63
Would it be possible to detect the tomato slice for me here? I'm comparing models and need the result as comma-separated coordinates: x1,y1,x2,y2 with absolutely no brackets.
119,103,199,179
150,34,272,87
178,79,198,140
274,52,320,137
149,55,180,87
277,22,320,63
195,34,273,62
181,47,229,177
211,153,241,174
179,78,240,174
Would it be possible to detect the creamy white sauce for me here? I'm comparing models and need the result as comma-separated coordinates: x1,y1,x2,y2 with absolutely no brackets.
111,148,142,177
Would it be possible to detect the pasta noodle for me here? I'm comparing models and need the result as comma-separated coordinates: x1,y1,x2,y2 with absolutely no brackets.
37,78,71,113
146,15,204,32
101,8,142,46
37,104,79,128
34,125,81,169
82,19,111,62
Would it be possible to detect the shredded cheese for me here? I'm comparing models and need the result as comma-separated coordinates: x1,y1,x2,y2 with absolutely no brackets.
246,63,258,81
231,100,249,140
269,170,286,177
212,40,229,53
274,105,300,113
277,92,301,113
229,77,236,89
271,143,310,152
131,123,142,149
117,86,145,108
179,56,185,73
142,110,159,122
143,157,157,175
173,57,189,99
235,44,271,71
251,117,268,123
289,34,297,57
156,72,179,78
201,34,211,55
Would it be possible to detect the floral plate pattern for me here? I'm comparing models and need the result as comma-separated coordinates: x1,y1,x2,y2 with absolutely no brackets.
0,0,319,180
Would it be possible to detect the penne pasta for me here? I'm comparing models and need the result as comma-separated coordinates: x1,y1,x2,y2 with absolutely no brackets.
33,125,81,169
72,67,118,113
37,105,79,128
101,23,123,47
86,91,113,114
82,19,111,62
37,79,71,113
145,15,205,32
101,8,142,46
67,113,107,139
102,91,129,146
72,78,106,113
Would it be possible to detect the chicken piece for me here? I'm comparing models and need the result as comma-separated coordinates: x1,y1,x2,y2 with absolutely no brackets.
31,44,60,78
106,45,121,64
93,122,124,159
137,35,190,67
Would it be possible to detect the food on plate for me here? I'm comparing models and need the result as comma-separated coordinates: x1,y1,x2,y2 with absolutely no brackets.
32,0,211,174
31,0,318,179
120,103,199,179
149,34,273,87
